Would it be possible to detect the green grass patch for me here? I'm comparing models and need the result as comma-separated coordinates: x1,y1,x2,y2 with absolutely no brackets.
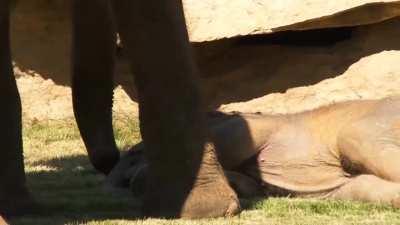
10,117,400,225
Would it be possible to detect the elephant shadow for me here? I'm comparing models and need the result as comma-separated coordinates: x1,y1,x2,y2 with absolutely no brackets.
11,112,266,224
13,155,264,224
11,155,141,225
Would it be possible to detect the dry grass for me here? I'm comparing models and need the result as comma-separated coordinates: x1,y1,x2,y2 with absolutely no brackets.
10,117,400,225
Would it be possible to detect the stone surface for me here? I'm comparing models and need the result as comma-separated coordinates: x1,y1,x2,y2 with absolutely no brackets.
10,0,400,87
10,1,400,119
202,18,400,109
220,50,400,114
217,18,400,113
17,18,400,120
184,0,400,42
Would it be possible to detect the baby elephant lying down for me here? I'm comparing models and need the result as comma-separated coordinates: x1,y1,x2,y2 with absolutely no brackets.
106,97,400,207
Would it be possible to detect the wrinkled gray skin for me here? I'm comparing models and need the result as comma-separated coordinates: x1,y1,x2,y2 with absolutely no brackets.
107,97,400,207
1,0,239,218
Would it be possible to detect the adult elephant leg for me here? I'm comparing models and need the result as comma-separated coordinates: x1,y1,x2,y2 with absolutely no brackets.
0,2,35,216
111,0,240,218
72,0,119,174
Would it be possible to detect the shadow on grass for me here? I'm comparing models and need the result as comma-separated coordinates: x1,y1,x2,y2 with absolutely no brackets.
12,153,268,225
13,112,268,224
12,155,142,225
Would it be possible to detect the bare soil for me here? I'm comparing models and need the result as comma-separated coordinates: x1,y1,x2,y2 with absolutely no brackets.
15,68,138,122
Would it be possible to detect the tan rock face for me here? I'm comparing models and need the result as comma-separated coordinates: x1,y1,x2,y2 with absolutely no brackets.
200,18,400,109
218,18,400,113
10,0,400,84
10,1,400,119
184,0,400,42
220,50,400,114
11,0,70,84
18,18,400,120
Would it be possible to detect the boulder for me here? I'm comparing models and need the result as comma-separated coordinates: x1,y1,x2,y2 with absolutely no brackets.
184,0,400,42
17,18,400,120
197,18,400,108
10,1,400,119
11,0,400,83
220,50,400,114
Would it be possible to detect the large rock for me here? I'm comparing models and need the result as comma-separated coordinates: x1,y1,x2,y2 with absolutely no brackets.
10,1,400,119
10,0,400,84
184,0,400,42
200,18,400,108
17,18,400,120
220,50,400,114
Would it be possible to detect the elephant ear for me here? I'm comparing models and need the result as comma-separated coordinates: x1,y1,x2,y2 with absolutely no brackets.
103,142,146,196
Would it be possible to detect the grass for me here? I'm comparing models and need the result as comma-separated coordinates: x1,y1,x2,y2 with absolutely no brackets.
9,116,400,225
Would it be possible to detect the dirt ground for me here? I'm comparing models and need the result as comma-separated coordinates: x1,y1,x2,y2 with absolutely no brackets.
15,68,138,121
17,50,400,121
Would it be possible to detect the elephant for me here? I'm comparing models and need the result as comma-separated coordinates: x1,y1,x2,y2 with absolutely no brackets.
106,97,400,208
0,0,239,219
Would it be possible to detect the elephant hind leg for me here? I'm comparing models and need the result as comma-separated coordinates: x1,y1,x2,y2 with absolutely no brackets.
328,175,400,208
338,116,400,182
0,4,36,217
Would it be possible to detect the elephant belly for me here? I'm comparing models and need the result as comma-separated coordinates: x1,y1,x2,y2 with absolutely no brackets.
241,138,350,197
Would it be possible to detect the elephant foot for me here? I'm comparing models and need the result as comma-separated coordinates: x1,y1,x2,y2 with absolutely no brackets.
0,189,39,218
178,174,241,218
89,147,120,175
142,143,240,219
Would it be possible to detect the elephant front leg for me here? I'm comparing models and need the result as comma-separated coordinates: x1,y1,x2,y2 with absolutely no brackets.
0,3,35,217
72,0,119,174
111,0,240,218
